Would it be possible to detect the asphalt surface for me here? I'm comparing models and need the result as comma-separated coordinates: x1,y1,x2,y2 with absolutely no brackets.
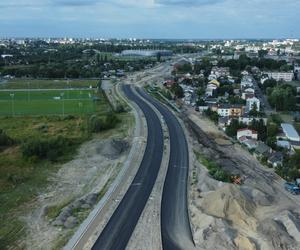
92,85,164,250
136,88,195,250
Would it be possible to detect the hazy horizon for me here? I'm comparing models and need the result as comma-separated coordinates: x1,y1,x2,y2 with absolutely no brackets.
0,0,299,39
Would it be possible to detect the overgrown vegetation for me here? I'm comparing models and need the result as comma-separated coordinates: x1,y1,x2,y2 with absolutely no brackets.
21,136,73,162
0,86,126,249
194,150,231,183
0,129,14,149
203,109,219,123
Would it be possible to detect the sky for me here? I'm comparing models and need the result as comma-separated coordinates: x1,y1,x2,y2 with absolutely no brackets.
0,0,299,39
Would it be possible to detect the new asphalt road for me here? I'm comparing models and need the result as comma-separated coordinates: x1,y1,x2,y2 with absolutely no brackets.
92,85,164,250
137,88,195,250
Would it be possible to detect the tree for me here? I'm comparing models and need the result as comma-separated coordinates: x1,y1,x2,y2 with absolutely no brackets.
171,83,184,98
249,119,267,141
156,52,161,62
258,50,268,58
268,85,296,111
225,119,246,137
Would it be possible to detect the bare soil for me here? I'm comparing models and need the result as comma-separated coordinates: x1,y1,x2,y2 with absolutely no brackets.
23,136,130,250
185,111,300,250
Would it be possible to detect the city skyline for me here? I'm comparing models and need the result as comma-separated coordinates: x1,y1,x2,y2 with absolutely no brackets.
0,0,299,39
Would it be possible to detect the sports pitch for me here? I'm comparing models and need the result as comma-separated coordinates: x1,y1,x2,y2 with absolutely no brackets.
0,89,99,116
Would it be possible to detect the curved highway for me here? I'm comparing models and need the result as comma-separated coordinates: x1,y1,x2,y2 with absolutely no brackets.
92,85,164,250
136,88,195,250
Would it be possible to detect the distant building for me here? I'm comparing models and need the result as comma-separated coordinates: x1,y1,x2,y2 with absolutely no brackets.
281,123,300,142
246,97,260,112
121,49,172,57
173,58,192,70
264,72,294,82
210,67,230,78
241,76,254,89
208,79,221,87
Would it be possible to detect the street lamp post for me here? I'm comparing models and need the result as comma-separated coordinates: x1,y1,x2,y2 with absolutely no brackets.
10,93,15,117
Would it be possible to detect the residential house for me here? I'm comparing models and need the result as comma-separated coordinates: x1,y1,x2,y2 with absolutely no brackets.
217,104,244,118
242,88,255,100
239,116,267,126
264,72,294,82
218,117,231,130
173,58,192,71
210,66,230,78
254,142,272,159
208,79,221,87
246,97,261,112
237,128,258,140
239,137,258,150
276,140,291,150
205,84,218,97
267,152,284,167
164,79,175,88
241,76,254,89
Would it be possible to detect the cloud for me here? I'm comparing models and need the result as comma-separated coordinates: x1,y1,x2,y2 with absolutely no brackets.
50,0,99,6
155,0,224,6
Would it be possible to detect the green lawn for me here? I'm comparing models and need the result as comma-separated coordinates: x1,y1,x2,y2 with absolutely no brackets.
0,89,101,116
0,79,99,89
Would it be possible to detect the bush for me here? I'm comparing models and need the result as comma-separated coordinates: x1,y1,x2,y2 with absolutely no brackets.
88,113,120,133
115,104,126,113
88,115,102,133
0,129,14,147
21,136,70,161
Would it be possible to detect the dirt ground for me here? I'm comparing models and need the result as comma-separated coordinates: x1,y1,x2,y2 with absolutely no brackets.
186,110,300,250
22,135,131,250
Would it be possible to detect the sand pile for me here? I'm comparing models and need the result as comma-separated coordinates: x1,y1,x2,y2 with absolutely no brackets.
96,139,129,159
200,185,257,231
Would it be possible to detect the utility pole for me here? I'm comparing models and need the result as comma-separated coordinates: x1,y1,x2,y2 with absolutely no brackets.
27,82,30,102
61,92,65,117
10,93,15,117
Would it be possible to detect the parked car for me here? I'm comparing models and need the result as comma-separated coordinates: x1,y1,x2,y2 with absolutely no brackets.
284,182,300,195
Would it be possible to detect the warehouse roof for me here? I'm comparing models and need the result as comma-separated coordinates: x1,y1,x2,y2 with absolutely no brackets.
281,123,300,141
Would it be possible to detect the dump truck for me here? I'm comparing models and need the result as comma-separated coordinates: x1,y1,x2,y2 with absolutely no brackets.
284,182,300,195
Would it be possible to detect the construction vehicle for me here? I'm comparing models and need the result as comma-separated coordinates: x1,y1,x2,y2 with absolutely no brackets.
284,182,300,195
231,175,243,185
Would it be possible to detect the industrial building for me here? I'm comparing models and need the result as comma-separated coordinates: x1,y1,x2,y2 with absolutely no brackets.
120,50,172,57
281,123,300,142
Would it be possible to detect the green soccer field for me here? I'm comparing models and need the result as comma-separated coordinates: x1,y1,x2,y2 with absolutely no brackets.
0,89,100,116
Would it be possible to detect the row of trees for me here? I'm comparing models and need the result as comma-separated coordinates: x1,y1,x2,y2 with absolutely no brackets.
267,85,297,111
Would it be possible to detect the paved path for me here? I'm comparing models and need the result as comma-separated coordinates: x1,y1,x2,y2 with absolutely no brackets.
91,85,164,250
137,88,195,250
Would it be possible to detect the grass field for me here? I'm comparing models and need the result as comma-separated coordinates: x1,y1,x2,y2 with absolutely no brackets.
0,79,99,90
0,78,134,248
0,89,102,116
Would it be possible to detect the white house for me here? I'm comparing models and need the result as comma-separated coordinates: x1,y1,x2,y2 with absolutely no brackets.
237,128,258,140
242,88,255,100
239,116,267,126
246,97,260,112
241,76,254,89
264,72,294,82
205,84,218,97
